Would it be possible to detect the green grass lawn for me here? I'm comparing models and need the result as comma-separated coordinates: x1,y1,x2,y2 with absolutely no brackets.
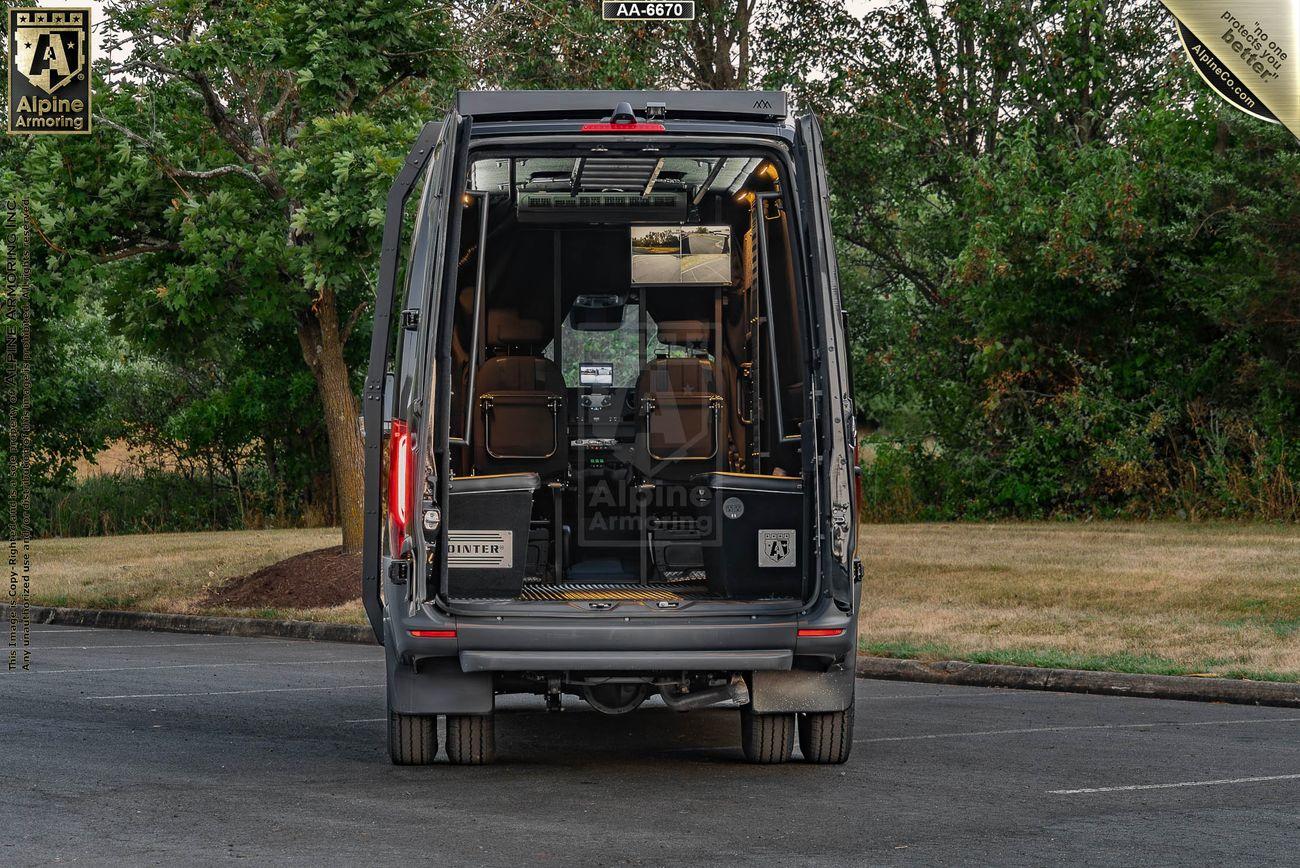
28,522,1300,681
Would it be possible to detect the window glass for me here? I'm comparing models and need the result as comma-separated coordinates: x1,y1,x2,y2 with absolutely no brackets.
560,302,655,388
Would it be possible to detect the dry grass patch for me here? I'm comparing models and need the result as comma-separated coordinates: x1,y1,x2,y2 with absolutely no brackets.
32,522,1300,678
32,527,365,625
859,522,1300,681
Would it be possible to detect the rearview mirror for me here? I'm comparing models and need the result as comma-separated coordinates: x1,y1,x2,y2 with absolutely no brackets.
569,294,625,331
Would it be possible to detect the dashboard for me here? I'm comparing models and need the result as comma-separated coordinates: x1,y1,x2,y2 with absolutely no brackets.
567,386,637,470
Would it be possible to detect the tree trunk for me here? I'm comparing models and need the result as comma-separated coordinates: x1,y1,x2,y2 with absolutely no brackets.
297,286,366,553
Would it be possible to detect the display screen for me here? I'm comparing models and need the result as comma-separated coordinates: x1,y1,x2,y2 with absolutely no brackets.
579,363,614,387
631,225,732,285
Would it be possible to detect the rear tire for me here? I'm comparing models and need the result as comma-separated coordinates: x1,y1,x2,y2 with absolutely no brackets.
798,704,855,764
446,713,496,765
740,706,795,764
388,709,437,765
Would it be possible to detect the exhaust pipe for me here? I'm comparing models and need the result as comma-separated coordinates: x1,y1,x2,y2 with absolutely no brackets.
658,675,750,712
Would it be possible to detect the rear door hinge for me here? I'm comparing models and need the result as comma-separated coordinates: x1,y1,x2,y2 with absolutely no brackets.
401,309,420,331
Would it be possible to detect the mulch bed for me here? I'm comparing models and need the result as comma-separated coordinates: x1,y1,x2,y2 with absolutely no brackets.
202,546,361,609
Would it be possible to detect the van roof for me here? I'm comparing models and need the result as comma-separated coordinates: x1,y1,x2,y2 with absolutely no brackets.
455,90,788,122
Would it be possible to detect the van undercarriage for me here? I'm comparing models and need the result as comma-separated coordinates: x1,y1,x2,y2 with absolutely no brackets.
364,91,860,766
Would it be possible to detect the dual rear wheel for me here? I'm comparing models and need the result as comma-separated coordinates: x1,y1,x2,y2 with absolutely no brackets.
387,709,496,766
389,701,853,765
740,704,854,765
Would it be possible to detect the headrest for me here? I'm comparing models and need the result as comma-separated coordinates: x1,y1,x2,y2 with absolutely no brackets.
487,309,545,345
656,320,710,346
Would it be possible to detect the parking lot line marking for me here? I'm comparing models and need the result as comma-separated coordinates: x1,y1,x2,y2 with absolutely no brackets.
13,657,379,675
343,717,388,723
1051,773,1300,795
25,628,105,634
87,683,384,700
862,715,1300,743
20,641,285,651
861,691,1006,701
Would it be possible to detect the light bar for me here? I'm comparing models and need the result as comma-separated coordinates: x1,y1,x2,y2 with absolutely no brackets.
580,122,665,133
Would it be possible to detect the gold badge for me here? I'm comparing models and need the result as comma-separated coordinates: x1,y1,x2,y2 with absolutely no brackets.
1161,1,1298,137
7,7,92,134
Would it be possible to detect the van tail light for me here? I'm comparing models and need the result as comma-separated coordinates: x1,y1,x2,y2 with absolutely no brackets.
797,628,846,638
388,419,414,558
579,122,665,133
408,629,456,639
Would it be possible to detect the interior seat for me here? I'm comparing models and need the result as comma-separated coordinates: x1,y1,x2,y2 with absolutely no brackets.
473,309,567,478
633,319,723,481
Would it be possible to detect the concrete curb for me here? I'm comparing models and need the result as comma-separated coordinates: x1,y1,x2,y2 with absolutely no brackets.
31,606,376,645
28,607,1300,708
856,656,1300,708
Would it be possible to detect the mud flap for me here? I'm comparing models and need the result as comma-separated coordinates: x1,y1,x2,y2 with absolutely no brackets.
748,660,855,713
386,649,494,716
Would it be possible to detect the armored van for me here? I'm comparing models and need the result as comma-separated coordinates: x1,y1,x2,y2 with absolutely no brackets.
364,90,861,765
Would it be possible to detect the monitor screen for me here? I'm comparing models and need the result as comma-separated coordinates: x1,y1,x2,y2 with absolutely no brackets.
579,363,614,387
631,225,732,285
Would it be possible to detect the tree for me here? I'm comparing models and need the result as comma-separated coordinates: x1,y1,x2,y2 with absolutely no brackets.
22,0,460,550
809,0,1300,519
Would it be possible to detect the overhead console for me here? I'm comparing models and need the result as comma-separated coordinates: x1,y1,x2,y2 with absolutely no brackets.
518,191,688,224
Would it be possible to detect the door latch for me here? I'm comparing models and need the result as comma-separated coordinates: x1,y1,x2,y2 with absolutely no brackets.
387,560,410,585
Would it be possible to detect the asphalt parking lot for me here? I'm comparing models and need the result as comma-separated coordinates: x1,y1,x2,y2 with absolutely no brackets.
3,625,1298,866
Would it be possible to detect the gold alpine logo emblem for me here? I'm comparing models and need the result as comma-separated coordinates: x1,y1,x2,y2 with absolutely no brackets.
7,7,92,134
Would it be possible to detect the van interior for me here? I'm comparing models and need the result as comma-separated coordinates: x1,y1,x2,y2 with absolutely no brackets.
436,148,811,606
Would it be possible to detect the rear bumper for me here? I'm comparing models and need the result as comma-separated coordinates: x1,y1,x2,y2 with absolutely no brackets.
385,602,856,715
389,609,854,675
459,649,793,672
384,572,856,671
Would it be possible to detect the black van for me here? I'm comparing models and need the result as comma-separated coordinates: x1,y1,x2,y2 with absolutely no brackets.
363,91,860,765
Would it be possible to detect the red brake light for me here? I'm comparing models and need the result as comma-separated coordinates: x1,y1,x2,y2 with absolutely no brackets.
579,122,665,133
797,628,846,638
387,419,414,557
408,629,456,639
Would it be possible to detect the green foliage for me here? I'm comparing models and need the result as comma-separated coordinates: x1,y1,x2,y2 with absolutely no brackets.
33,461,327,538
34,470,245,537
9,0,1300,532
819,1,1300,520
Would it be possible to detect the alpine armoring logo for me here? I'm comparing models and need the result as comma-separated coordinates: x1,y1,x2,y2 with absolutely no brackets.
7,7,92,135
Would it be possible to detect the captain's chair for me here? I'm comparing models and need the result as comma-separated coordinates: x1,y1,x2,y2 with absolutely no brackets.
633,320,724,481
473,310,567,478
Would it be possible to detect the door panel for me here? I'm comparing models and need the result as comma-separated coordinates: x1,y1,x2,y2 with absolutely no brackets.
361,113,460,641
794,114,857,611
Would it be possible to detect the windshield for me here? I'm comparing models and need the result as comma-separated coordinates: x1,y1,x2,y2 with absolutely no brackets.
558,301,655,389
